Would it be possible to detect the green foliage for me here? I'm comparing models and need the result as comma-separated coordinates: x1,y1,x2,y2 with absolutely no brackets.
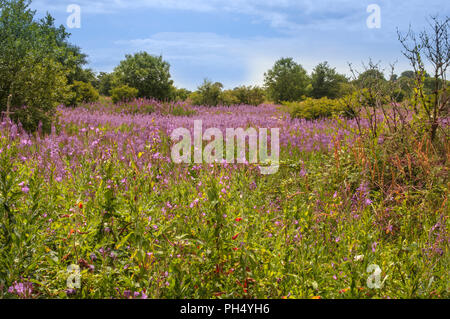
264,57,310,103
286,97,353,120
164,104,197,117
113,52,174,100
0,0,87,133
111,85,139,104
220,90,240,106
72,68,98,88
97,72,115,97
397,76,415,98
310,62,348,99
171,87,192,102
191,80,224,106
232,86,265,106
59,44,89,85
65,81,99,107
356,69,387,89
401,70,416,79
190,83,265,106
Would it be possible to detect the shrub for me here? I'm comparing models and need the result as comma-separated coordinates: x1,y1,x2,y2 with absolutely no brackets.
171,88,191,101
112,52,173,100
111,85,139,104
65,81,99,106
191,80,224,106
286,97,353,120
220,90,240,106
189,82,265,107
232,86,265,106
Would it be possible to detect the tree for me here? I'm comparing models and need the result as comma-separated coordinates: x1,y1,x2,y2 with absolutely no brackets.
401,70,416,79
61,44,90,85
113,52,173,100
264,58,310,103
171,87,191,101
0,0,75,133
191,80,224,106
398,15,450,141
220,89,240,106
66,81,99,106
111,85,138,104
356,68,386,89
97,72,115,96
310,62,348,99
232,86,265,106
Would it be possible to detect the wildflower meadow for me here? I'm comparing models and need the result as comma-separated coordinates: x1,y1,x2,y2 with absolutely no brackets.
0,0,448,301
1,98,448,299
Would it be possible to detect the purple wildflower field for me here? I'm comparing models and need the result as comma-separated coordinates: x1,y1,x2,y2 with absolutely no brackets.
0,0,448,302
1,99,448,299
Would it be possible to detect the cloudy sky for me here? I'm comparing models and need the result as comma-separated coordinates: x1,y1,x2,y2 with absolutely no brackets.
31,0,449,90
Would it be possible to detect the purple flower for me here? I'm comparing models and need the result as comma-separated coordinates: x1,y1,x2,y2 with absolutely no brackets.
372,242,378,253
299,169,307,177
8,281,33,298
66,288,77,296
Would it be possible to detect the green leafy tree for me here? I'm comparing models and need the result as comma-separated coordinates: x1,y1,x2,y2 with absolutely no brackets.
191,80,224,106
232,86,265,106
62,45,91,84
111,85,139,104
356,69,387,89
310,62,348,99
401,70,416,79
113,52,173,100
0,0,76,133
264,58,310,103
171,87,191,101
72,68,97,87
220,89,240,106
97,72,115,96
66,81,99,106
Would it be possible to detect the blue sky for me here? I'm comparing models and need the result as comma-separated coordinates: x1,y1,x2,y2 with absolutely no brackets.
31,0,449,90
